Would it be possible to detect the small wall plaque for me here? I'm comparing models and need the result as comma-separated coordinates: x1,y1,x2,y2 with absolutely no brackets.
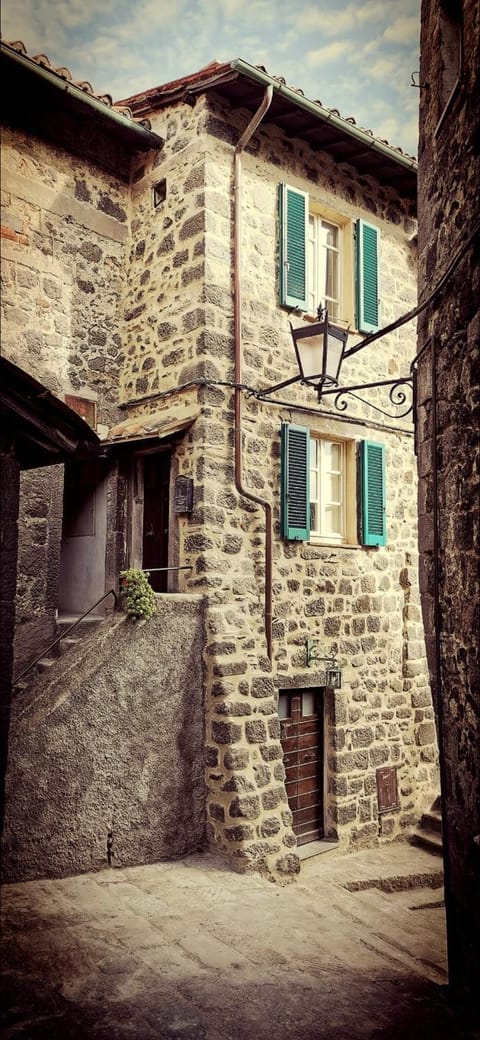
174,475,193,514
376,766,400,814
65,394,96,427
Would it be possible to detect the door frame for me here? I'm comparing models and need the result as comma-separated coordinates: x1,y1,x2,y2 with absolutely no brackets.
127,444,174,591
279,686,327,845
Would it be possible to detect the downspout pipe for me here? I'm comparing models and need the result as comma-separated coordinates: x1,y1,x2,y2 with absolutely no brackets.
233,85,274,659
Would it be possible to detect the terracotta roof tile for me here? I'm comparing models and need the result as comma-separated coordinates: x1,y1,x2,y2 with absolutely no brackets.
119,59,416,164
2,38,150,128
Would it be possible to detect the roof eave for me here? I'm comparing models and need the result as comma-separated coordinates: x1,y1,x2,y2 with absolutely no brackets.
228,59,417,175
1,41,164,152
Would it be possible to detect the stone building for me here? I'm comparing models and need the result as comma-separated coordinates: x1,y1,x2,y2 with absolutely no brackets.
1,42,439,883
416,0,480,1003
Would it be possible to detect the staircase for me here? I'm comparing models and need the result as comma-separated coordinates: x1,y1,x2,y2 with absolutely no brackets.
411,795,443,854
13,589,117,694
13,614,106,694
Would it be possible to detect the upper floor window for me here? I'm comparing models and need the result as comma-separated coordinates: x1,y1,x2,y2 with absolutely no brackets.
436,0,462,131
279,183,380,334
308,214,341,319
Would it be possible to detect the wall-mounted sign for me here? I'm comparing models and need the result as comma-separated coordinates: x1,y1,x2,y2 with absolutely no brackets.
376,766,400,814
174,476,193,514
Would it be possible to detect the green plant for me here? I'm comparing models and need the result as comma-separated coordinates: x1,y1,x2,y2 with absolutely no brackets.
120,568,156,621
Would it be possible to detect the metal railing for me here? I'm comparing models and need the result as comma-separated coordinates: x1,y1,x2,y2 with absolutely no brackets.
13,588,118,687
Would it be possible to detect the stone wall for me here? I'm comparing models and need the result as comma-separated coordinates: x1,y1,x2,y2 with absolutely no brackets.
2,596,206,882
0,123,135,668
117,93,438,878
1,77,440,882
417,0,480,1000
1,124,130,419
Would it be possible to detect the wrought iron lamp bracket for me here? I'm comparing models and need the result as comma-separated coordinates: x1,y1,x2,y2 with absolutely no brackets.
306,641,342,688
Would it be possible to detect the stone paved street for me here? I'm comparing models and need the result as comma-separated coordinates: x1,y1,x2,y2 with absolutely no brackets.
1,845,478,1039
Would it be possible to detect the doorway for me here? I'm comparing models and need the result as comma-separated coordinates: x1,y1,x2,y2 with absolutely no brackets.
141,452,170,592
128,448,171,593
59,459,108,615
279,688,324,845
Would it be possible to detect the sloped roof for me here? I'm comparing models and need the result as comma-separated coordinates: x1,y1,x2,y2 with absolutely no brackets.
0,356,99,469
104,408,200,446
1,39,164,152
119,58,417,199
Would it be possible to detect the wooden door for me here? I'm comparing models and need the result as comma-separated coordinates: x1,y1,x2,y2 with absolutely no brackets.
279,689,324,845
142,452,170,592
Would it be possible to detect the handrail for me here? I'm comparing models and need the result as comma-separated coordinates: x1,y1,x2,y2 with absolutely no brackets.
13,588,118,686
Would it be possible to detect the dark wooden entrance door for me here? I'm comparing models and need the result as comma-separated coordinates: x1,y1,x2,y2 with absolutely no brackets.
279,689,324,845
142,452,170,592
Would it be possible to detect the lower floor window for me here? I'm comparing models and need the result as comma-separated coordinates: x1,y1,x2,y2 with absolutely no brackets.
280,423,386,547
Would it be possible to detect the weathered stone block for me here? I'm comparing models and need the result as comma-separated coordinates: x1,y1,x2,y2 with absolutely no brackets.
253,764,271,787
276,853,301,876
252,677,275,699
416,721,437,745
205,746,219,767
209,802,225,822
223,748,249,770
351,727,375,748
225,824,255,841
260,743,283,762
261,817,281,836
245,719,267,744
229,795,261,819
261,787,285,810
211,720,242,744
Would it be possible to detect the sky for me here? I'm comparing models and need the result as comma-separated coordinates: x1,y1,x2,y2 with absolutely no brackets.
0,0,420,156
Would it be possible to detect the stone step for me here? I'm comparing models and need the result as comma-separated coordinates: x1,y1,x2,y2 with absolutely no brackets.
411,828,443,855
37,657,57,673
55,636,81,656
420,809,442,835
13,617,105,694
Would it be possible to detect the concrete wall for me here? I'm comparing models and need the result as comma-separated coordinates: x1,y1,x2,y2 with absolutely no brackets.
1,596,206,882
417,0,480,1001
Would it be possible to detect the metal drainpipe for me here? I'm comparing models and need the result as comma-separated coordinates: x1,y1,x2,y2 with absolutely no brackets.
233,85,274,658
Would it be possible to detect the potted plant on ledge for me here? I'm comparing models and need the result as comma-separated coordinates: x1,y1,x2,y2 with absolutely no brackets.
119,569,156,621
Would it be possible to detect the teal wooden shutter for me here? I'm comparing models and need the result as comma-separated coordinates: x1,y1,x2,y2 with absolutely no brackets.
279,184,308,309
356,219,380,332
281,423,310,540
360,440,386,546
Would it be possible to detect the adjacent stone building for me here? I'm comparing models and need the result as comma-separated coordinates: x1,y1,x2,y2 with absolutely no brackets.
416,0,479,1003
1,42,439,882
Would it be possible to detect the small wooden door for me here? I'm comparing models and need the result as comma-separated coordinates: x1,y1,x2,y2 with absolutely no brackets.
279,689,324,845
142,452,170,592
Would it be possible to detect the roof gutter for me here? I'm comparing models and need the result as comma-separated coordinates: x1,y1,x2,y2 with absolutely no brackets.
229,58,417,173
1,43,164,152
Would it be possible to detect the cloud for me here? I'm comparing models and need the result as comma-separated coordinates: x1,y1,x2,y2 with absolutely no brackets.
383,16,419,45
305,40,354,66
297,0,412,36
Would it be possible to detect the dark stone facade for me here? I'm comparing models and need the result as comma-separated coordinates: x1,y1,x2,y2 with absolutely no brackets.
417,0,480,1004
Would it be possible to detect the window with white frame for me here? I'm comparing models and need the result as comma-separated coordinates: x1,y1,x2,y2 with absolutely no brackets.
280,423,387,548
308,215,341,319
309,437,345,542
279,183,380,334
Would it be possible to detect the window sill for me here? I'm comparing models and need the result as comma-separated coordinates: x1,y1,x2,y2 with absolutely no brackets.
309,539,359,550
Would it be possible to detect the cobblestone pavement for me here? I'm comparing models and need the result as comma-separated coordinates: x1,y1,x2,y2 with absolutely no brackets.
1,845,478,1040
